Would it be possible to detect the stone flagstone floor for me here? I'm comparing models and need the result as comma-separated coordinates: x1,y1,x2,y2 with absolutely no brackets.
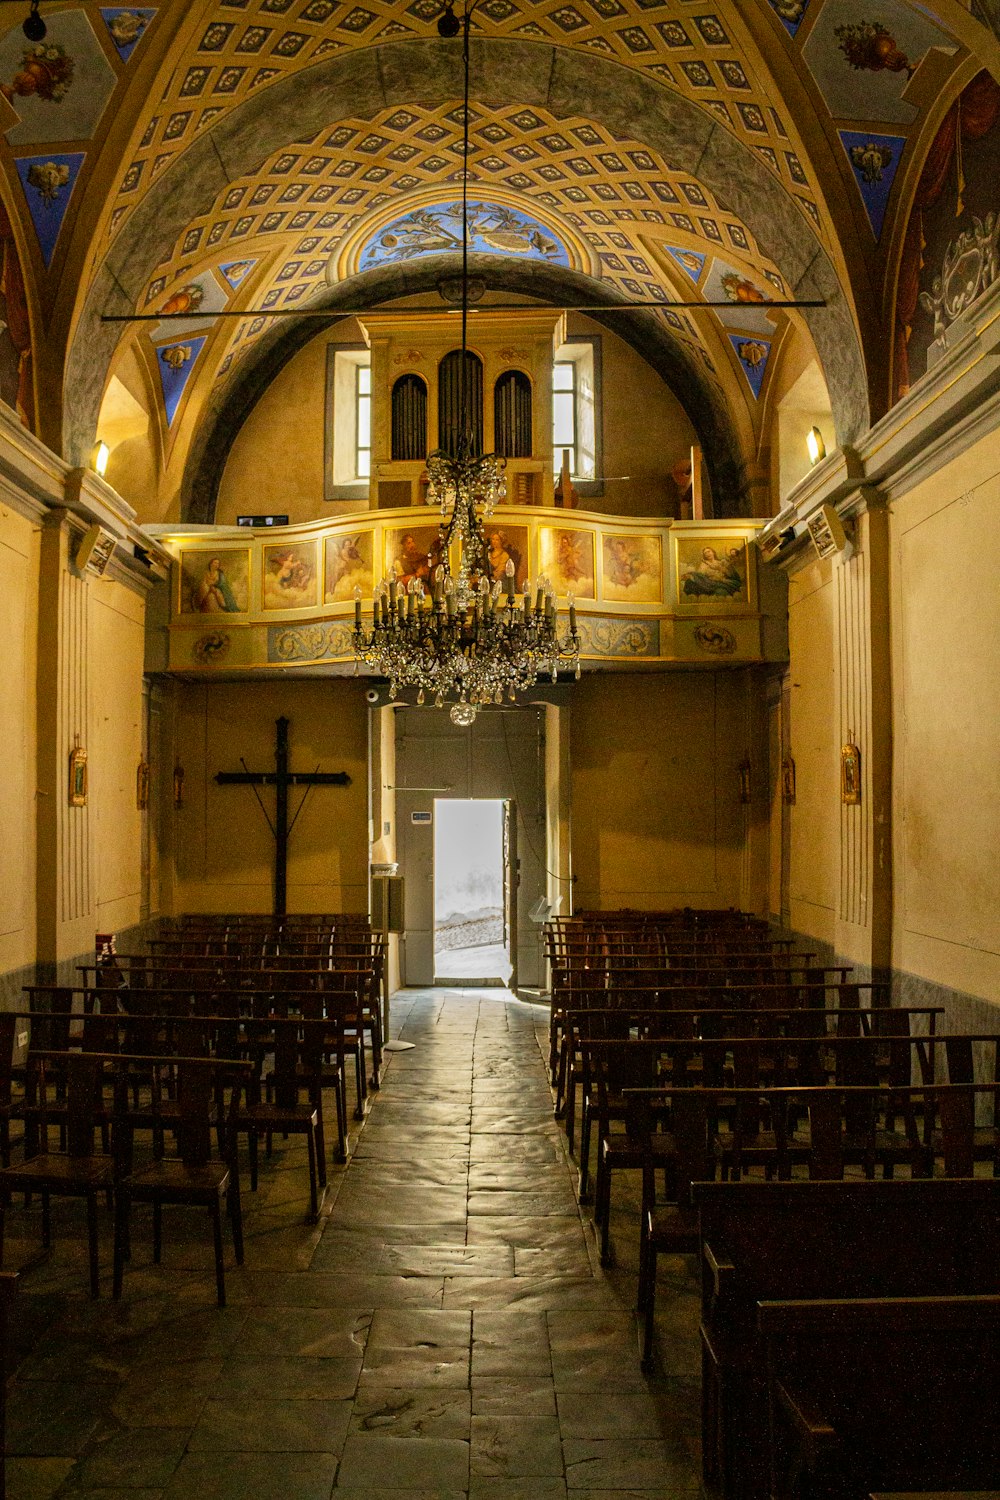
3,987,704,1500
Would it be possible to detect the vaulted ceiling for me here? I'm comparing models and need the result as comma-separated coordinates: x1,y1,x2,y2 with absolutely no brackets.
0,0,994,515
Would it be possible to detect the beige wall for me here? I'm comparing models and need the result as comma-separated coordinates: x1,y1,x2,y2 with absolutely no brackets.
569,671,752,910
215,314,698,526
216,321,364,528
890,428,1000,1001
168,679,369,914
0,503,39,977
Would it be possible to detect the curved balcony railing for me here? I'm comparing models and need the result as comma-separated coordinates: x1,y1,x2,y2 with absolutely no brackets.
153,504,785,673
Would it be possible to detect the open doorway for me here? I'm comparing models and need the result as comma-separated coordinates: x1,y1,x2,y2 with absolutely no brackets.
433,798,513,985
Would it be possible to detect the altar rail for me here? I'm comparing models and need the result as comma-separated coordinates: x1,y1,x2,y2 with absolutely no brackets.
152,507,787,673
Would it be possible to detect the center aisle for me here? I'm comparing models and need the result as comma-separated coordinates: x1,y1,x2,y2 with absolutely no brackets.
301,985,704,1497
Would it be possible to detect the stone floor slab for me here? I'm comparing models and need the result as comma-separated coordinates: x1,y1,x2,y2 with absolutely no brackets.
335,1431,470,1489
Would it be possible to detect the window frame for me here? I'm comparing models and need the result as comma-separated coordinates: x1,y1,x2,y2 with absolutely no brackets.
552,335,603,499
324,342,372,501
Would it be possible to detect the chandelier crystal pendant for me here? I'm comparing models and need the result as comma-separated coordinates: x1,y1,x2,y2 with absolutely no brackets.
352,0,581,725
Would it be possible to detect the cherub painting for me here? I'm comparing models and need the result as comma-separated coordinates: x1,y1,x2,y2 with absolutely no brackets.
676,538,748,604
263,541,318,610
538,527,596,599
325,532,373,603
180,550,249,615
601,533,662,604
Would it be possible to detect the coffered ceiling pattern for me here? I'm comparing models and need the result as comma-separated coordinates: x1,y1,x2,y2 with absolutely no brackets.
138,101,784,412
0,0,991,470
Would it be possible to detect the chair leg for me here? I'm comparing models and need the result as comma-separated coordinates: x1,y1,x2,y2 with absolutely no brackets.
229,1174,244,1266
641,1243,658,1370
86,1193,100,1298
152,1200,162,1264
578,1113,591,1202
334,1079,348,1164
112,1190,128,1299
313,1095,328,1184
597,1165,613,1267
306,1128,318,1222
41,1191,51,1249
211,1198,226,1308
0,1188,7,1266
249,1129,259,1191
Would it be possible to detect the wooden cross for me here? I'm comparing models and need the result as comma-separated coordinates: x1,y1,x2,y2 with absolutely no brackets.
215,716,351,915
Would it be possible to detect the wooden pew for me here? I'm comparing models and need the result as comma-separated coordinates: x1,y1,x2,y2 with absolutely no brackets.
758,1294,1000,1500
691,1169,1000,1500
578,1027,942,1255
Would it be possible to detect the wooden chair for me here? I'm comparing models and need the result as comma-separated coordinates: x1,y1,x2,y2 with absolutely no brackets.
0,1053,117,1296
630,1088,719,1370
113,1058,247,1307
237,1021,326,1221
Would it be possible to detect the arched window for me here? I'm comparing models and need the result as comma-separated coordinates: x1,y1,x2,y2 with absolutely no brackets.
438,349,483,457
391,373,427,461
494,370,532,457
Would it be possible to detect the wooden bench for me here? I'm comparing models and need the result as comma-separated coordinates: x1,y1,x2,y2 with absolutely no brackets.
691,1173,1000,1500
759,1294,1000,1500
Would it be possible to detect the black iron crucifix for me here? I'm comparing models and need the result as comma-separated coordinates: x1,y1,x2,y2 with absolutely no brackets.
215,716,351,915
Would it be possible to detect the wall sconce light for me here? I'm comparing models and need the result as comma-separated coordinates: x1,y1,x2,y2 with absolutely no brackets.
91,439,110,477
23,1,46,42
806,426,826,466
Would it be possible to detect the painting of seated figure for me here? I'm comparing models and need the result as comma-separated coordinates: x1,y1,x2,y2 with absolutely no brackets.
180,549,249,615
601,533,662,604
676,536,749,605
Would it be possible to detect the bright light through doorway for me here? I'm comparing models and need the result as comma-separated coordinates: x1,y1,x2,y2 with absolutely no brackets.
433,799,512,984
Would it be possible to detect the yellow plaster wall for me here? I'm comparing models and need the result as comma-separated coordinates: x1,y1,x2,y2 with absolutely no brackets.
568,314,697,519
569,672,750,910
0,503,39,977
215,316,698,526
216,321,365,528
170,679,369,914
786,555,838,947
890,429,1000,1001
90,579,146,933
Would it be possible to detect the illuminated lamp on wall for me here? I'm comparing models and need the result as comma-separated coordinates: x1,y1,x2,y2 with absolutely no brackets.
806,426,827,466
91,440,110,478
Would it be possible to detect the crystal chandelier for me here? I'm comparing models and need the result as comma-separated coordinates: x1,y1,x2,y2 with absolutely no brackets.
352,0,580,726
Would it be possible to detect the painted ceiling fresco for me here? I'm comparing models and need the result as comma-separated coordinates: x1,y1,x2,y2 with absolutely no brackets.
0,0,992,466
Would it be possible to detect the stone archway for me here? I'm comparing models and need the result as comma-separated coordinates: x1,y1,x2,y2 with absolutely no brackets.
64,38,868,466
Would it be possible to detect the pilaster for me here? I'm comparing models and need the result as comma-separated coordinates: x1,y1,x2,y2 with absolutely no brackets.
36,510,95,969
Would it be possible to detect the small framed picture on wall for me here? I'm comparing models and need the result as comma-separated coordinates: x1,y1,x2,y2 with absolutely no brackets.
841,742,861,805
69,744,88,807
